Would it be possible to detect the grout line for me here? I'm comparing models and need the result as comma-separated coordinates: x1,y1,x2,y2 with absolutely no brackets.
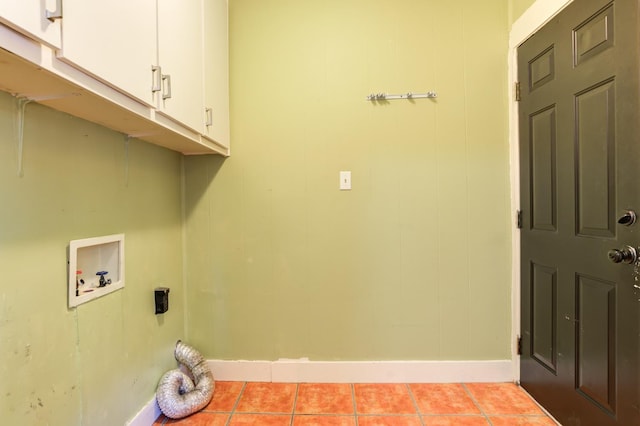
231,412,294,415
405,383,426,426
516,385,563,425
357,414,426,417
294,414,358,417
461,383,493,425
356,414,428,419
351,383,359,426
420,414,493,417
289,383,299,426
224,381,247,426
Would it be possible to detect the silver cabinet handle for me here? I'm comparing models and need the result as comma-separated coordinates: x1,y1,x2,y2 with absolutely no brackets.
151,66,162,93
162,74,172,100
205,107,213,127
46,0,63,22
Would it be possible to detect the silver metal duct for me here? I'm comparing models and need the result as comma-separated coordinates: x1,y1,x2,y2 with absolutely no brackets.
156,340,215,419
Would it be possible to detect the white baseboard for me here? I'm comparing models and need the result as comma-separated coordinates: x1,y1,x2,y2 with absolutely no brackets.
207,359,514,383
206,360,273,382
126,396,161,426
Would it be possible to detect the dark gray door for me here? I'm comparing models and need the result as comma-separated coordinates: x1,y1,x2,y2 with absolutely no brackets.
518,0,640,424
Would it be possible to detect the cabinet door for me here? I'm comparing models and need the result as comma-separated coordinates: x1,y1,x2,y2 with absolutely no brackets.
0,0,61,48
202,0,230,147
156,0,204,132
58,0,157,106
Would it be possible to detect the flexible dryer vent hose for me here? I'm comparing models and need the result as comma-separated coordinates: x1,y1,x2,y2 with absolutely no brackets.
156,340,215,419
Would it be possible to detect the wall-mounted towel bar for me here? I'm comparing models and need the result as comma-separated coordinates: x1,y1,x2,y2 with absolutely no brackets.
366,92,437,101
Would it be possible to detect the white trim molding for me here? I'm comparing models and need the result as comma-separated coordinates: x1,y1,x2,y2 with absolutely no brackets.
207,359,513,384
510,0,574,50
126,396,161,426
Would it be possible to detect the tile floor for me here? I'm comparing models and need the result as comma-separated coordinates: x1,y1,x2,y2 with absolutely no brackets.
153,382,559,425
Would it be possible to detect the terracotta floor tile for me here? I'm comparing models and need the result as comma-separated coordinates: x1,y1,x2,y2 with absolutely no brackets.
153,414,167,425
228,413,292,425
205,381,245,412
489,416,558,425
295,383,354,415
465,383,543,415
235,382,297,413
354,384,417,415
409,383,481,415
164,412,229,425
422,415,490,425
357,415,423,426
293,414,357,425
152,381,558,425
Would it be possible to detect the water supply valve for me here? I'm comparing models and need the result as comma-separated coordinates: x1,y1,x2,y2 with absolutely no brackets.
96,271,111,287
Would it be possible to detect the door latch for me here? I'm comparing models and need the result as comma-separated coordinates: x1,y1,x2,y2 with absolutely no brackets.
617,210,637,226
608,246,638,264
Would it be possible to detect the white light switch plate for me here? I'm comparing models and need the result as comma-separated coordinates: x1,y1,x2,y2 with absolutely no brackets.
340,171,351,190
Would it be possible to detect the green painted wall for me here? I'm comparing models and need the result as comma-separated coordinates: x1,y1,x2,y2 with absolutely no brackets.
509,0,537,25
184,0,512,361
0,91,185,425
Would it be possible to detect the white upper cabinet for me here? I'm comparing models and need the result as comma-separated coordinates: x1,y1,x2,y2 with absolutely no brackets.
202,0,230,147
58,0,158,106
156,0,204,132
0,0,230,155
0,0,62,48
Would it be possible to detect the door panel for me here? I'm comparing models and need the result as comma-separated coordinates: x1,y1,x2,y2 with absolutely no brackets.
518,0,640,425
575,79,615,238
529,45,555,90
576,274,616,413
573,5,614,66
530,106,557,231
531,263,557,372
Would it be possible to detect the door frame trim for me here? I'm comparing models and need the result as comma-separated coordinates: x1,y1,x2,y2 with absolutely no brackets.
508,0,574,382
